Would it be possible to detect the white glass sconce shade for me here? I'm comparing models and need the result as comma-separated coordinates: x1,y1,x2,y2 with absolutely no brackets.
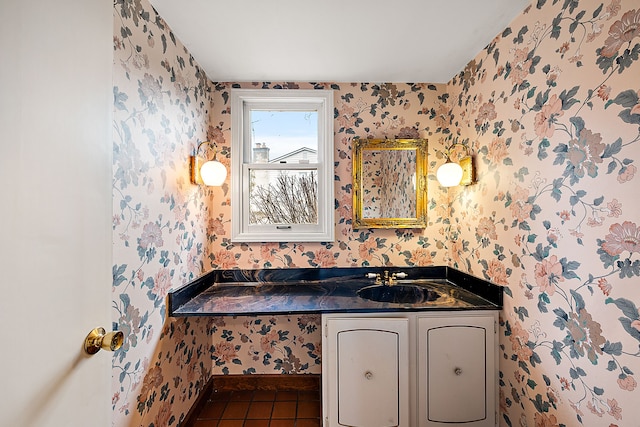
190,141,227,186
436,161,464,187
199,159,227,186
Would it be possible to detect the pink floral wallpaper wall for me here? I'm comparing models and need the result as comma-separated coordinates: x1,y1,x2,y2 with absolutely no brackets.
111,1,448,425
380,150,418,218
112,0,640,425
444,0,640,425
112,1,216,425
207,81,449,273
205,81,448,381
361,149,418,218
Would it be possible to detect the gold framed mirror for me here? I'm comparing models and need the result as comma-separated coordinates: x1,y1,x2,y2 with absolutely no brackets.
352,138,428,229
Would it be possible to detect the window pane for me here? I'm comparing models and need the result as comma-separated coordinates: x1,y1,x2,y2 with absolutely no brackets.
231,89,334,242
249,169,318,225
250,110,318,163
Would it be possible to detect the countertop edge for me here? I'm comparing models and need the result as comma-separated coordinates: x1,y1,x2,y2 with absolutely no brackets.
170,305,501,317
168,266,503,316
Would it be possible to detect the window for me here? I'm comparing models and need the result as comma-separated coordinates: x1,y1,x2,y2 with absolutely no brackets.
231,89,334,242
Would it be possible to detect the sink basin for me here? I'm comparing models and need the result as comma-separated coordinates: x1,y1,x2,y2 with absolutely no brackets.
357,284,441,304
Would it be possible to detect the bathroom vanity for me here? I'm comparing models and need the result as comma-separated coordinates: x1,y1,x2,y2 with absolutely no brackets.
323,311,497,427
168,266,502,427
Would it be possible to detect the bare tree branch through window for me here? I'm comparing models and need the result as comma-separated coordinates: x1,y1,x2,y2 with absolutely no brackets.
249,172,318,224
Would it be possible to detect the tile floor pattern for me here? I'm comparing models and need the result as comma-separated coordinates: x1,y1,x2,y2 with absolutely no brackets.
191,389,322,427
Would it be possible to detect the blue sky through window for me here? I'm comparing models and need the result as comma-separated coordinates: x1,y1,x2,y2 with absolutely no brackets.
250,110,318,160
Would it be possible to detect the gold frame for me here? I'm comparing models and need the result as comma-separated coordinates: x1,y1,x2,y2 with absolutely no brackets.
352,138,428,229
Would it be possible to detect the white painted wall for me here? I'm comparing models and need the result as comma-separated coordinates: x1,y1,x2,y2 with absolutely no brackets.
0,1,113,426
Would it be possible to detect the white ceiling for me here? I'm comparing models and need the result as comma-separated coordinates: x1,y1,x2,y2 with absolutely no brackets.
149,0,530,84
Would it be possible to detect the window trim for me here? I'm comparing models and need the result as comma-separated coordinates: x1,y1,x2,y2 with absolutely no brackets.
230,89,335,242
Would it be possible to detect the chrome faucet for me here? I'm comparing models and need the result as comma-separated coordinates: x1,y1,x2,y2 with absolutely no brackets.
365,271,408,286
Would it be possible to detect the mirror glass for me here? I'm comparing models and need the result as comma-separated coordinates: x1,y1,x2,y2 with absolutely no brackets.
353,138,428,229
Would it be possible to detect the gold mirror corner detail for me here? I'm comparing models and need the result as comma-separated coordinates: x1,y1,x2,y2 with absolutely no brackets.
352,138,428,229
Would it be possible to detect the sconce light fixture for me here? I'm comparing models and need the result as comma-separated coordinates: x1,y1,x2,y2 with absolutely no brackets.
436,143,474,187
190,141,227,186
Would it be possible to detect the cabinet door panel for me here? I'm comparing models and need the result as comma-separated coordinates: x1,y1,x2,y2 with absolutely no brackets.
418,315,496,427
427,325,486,422
324,317,409,427
338,329,400,426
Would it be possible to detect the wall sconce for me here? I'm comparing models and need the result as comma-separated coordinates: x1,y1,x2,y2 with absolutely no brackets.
190,141,227,186
436,143,474,187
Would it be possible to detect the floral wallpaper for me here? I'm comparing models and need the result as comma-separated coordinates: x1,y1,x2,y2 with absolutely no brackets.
205,81,448,382
112,0,216,425
380,150,418,218
111,0,448,425
208,81,449,273
443,0,640,425
111,0,640,426
362,149,418,218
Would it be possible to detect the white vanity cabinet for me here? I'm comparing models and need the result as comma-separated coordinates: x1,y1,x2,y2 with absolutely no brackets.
322,312,498,427
417,314,497,427
322,316,410,427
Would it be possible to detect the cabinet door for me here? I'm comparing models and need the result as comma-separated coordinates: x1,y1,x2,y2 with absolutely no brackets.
323,316,409,427
417,315,496,427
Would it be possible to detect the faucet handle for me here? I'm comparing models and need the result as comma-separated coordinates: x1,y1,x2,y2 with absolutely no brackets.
388,272,407,286
365,272,382,284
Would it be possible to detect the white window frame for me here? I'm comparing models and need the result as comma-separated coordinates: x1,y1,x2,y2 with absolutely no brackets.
231,89,335,242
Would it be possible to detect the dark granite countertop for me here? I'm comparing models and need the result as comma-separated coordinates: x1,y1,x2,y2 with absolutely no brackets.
168,266,503,316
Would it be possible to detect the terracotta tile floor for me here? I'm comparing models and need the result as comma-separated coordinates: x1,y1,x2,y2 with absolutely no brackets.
191,389,322,427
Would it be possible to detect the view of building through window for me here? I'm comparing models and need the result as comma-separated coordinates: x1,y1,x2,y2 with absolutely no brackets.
248,110,319,225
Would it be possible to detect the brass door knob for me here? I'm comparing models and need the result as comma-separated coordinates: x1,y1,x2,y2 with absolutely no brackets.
84,327,124,355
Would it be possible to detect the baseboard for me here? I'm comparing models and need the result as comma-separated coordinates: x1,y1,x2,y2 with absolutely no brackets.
212,373,321,391
179,377,214,427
